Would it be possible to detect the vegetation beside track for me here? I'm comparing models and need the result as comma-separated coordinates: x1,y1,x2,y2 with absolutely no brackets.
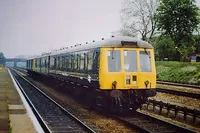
156,61,200,84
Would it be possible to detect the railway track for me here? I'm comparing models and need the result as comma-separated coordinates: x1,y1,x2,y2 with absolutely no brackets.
115,111,196,133
157,80,200,89
12,67,198,133
156,88,200,99
10,68,96,133
14,67,29,76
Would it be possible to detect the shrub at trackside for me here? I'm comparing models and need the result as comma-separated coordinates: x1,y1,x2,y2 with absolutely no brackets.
156,61,200,84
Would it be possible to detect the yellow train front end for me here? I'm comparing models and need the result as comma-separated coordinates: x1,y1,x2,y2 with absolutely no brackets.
99,47,156,90
99,45,156,111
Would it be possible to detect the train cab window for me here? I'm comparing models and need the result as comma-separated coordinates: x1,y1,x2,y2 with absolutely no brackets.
107,50,121,72
124,50,137,72
140,51,152,72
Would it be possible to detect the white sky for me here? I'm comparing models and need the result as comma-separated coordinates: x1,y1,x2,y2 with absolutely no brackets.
0,0,200,58
0,0,123,58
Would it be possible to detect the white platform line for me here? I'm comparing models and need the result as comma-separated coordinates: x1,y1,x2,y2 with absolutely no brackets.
8,68,44,133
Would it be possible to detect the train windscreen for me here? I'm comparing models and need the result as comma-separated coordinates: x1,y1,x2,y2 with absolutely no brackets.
124,50,137,72
107,50,121,72
140,51,152,72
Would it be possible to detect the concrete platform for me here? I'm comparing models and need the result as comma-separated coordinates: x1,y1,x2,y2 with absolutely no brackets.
0,67,38,133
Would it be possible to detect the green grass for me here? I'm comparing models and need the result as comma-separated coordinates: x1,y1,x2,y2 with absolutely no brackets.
156,61,200,84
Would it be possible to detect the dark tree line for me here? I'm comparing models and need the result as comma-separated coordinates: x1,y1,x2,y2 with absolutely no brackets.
0,52,6,66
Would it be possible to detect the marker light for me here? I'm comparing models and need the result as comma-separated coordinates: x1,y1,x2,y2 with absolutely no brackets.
132,76,137,84
126,76,130,85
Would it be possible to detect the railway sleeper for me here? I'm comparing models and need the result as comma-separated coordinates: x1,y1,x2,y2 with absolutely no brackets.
146,99,200,123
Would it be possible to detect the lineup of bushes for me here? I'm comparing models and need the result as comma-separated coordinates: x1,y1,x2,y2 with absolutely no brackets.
156,61,200,84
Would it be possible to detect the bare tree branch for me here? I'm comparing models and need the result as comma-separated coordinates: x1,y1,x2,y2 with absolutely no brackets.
120,0,158,40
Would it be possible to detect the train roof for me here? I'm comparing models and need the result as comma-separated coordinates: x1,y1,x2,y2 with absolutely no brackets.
28,36,153,59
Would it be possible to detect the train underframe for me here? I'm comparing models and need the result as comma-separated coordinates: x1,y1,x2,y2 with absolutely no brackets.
94,89,156,114
28,70,156,114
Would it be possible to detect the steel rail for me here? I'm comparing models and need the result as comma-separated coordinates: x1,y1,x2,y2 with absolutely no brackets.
114,111,197,133
156,88,200,99
12,72,52,133
10,68,96,133
157,80,200,89
13,67,198,132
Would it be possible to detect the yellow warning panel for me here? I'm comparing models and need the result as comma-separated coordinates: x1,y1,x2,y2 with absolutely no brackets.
0,66,3,70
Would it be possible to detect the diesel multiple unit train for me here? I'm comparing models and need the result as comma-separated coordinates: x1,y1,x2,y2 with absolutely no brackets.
27,36,156,113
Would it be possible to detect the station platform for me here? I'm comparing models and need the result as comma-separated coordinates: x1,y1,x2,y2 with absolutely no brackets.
0,67,37,133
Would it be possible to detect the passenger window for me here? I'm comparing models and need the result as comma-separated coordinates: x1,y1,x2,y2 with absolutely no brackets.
59,56,62,68
71,54,74,69
57,57,60,68
62,56,65,68
80,53,84,70
140,51,151,72
45,59,47,68
88,51,93,71
84,53,87,70
107,50,121,72
68,55,72,69
77,54,81,70
124,50,137,72
54,57,57,68
73,54,77,70
35,59,37,68
66,56,68,69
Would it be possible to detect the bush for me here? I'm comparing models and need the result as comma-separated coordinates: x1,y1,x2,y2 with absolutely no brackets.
156,61,200,84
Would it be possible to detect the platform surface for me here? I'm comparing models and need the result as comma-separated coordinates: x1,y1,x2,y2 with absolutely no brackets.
0,67,36,133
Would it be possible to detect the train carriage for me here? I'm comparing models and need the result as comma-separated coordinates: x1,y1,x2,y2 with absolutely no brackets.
27,36,156,113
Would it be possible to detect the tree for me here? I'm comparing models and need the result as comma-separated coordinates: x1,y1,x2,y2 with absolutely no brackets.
150,36,176,60
120,0,158,40
0,52,6,66
156,0,200,60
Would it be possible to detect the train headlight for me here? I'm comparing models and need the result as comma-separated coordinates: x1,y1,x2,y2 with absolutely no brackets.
126,76,130,85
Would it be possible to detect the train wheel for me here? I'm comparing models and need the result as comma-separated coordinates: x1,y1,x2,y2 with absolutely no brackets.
110,98,123,114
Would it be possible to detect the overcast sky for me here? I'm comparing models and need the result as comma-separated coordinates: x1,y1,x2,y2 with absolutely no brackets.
0,0,123,58
0,0,200,58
